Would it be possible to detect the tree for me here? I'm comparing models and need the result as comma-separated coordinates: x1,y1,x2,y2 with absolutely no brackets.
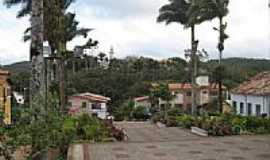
212,0,229,113
193,0,229,112
30,0,44,102
4,0,91,112
151,83,174,121
157,0,213,115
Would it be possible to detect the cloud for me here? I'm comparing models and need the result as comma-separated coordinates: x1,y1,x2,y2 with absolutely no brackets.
68,0,269,60
0,5,30,65
0,0,269,65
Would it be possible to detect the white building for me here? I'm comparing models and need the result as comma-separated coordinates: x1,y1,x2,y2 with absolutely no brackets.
68,92,111,119
134,96,151,109
231,72,270,117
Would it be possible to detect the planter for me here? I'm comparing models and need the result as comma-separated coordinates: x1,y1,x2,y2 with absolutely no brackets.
156,122,166,128
191,127,208,137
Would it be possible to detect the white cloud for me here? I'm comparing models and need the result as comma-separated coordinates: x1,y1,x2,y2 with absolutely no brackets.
0,4,30,65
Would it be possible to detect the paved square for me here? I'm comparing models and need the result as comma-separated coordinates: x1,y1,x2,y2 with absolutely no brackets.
69,122,270,160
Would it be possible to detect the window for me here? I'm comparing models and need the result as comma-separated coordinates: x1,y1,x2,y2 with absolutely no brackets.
202,90,208,94
81,102,87,108
175,104,183,109
256,104,261,116
233,101,237,113
92,103,102,110
186,91,192,97
240,102,244,114
247,103,252,116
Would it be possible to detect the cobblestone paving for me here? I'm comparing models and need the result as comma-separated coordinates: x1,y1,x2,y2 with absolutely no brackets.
69,122,270,160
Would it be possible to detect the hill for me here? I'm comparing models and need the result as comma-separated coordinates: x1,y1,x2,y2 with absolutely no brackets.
3,61,31,73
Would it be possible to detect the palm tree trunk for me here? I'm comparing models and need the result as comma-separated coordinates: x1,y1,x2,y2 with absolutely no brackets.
218,17,224,113
30,0,44,103
191,25,198,115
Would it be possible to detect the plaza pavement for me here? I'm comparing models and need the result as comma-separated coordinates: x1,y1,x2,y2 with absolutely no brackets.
68,122,270,160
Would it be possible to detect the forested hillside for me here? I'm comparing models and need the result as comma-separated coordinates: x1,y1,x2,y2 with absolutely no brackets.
2,57,269,109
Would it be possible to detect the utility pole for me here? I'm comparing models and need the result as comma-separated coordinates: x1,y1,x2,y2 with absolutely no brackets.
185,40,199,115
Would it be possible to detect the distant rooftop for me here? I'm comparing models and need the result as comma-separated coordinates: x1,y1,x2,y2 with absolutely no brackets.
0,69,10,75
69,92,111,103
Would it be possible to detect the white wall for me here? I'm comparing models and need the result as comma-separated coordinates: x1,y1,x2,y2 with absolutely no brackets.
196,76,209,86
231,94,270,117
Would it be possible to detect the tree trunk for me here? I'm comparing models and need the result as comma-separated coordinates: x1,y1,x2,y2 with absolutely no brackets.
191,25,198,115
218,17,224,113
72,58,76,74
59,57,66,113
30,0,44,103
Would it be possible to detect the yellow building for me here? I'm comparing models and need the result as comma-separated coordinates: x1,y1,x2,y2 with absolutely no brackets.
0,69,11,125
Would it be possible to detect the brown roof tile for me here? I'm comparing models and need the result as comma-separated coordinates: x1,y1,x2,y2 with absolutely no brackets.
232,72,270,96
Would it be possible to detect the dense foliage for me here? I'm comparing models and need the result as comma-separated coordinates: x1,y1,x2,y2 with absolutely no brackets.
2,57,270,112
176,114,270,136
0,95,119,160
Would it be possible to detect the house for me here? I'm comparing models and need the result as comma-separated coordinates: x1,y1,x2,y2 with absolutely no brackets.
0,69,12,125
231,72,270,117
134,96,151,109
68,92,111,119
164,76,226,112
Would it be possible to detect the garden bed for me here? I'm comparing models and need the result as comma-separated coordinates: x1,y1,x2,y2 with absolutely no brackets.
176,114,270,136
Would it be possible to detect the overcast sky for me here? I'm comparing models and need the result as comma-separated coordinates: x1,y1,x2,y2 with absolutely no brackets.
0,0,269,65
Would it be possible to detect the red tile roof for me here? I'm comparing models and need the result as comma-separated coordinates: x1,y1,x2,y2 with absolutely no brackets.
134,96,149,102
169,83,192,90
169,83,226,91
0,69,10,75
232,72,270,96
70,92,111,103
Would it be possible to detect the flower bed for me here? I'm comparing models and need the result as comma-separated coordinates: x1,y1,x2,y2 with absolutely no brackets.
176,114,270,136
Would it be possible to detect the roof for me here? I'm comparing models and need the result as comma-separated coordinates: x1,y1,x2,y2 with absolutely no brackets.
169,83,192,90
0,69,10,75
69,92,111,103
169,83,226,91
134,96,149,102
232,72,270,96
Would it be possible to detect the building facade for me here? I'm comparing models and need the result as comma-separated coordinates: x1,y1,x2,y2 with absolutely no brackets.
0,69,12,124
231,72,270,117
165,76,225,112
68,92,111,119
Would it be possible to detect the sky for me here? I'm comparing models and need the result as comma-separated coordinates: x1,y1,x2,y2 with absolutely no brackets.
0,0,269,65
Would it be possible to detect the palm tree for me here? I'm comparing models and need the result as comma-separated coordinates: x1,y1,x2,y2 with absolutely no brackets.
4,0,91,112
212,0,229,113
30,0,44,101
194,0,229,112
157,0,213,115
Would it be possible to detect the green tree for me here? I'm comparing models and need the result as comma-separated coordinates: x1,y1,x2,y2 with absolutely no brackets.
193,0,230,112
157,0,214,115
30,0,44,102
152,83,174,121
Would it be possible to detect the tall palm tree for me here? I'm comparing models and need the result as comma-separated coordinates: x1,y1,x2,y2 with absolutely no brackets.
30,0,44,101
157,0,213,115
194,0,229,112
213,0,229,113
4,0,91,112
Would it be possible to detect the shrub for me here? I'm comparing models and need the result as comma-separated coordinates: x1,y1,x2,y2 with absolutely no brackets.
151,112,164,123
176,114,194,128
133,106,149,120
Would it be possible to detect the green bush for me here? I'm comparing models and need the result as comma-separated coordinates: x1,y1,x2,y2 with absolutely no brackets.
176,114,194,128
176,113,270,136
133,106,148,120
151,112,164,123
